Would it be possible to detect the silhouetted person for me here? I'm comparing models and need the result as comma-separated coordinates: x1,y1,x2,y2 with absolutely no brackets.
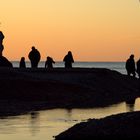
63,51,74,68
28,46,41,68
136,58,140,79
0,31,4,56
19,57,26,68
45,56,55,68
125,54,136,77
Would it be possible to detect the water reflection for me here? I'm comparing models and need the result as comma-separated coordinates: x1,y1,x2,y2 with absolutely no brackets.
125,97,136,112
30,112,40,136
0,98,140,140
66,109,72,119
126,103,135,112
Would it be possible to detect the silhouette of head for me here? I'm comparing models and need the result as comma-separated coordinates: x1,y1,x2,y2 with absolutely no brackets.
32,46,35,50
130,54,134,59
68,51,72,55
21,57,25,61
47,56,52,61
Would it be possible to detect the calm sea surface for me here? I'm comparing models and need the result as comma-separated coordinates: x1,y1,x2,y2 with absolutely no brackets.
12,61,126,74
0,61,139,140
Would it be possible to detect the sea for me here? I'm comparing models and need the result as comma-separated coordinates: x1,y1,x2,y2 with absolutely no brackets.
0,61,139,140
12,61,127,75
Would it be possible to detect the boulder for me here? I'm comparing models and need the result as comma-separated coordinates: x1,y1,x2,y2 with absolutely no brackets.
0,56,13,67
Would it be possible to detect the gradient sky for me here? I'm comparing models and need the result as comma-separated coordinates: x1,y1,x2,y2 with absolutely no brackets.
0,0,140,61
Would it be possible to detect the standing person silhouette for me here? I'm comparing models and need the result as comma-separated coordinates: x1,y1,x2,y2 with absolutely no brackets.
45,56,55,68
19,57,26,68
125,54,136,77
136,58,140,79
63,51,74,68
0,31,4,56
28,46,41,68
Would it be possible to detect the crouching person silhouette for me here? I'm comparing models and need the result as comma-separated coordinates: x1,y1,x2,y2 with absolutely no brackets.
45,56,55,68
19,57,26,68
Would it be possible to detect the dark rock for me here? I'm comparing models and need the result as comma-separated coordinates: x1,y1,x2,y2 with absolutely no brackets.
0,56,13,67
0,68,139,116
55,111,140,140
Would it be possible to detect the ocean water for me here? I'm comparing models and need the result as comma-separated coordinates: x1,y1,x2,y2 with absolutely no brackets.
12,61,127,75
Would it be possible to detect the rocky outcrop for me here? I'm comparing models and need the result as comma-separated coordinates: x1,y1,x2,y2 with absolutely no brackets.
0,68,139,116
0,31,13,67
55,111,140,139
0,56,13,67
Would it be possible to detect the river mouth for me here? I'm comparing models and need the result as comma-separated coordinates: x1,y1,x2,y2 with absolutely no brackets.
0,98,139,140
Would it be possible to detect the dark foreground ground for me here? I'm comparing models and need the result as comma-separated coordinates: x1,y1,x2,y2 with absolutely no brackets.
0,67,139,116
55,111,140,139
0,67,140,139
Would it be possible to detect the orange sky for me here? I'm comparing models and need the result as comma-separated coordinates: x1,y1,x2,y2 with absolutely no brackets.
0,0,140,61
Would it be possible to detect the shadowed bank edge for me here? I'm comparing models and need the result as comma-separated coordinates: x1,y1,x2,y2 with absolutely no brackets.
47,68,140,140
0,67,139,112
55,111,140,140
0,67,139,139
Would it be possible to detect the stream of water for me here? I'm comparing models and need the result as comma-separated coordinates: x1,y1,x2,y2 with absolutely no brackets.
0,98,139,140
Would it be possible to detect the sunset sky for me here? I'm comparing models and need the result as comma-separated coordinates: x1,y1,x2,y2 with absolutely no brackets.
0,0,140,61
